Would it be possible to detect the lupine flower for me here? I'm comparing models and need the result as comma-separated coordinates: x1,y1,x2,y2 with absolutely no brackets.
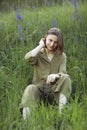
16,8,23,21
17,25,24,41
16,14,22,20
71,0,82,24
19,36,24,41
72,0,77,9
79,16,83,24
16,9,25,41
71,0,79,20
18,25,23,34
51,18,58,27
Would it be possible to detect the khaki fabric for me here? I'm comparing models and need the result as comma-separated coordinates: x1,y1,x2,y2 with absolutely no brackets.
28,49,67,84
20,49,72,108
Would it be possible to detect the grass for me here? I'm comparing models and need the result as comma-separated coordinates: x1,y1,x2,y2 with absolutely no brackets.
0,2,87,130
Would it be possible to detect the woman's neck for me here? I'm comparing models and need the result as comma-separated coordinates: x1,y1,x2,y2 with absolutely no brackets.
45,48,62,55
45,48,55,54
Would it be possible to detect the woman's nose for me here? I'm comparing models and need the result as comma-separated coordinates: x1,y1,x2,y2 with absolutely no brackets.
50,42,54,46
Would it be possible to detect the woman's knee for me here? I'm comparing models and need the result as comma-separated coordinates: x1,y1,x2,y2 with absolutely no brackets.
22,84,37,100
21,84,39,107
62,74,71,84
60,74,72,98
24,84,36,95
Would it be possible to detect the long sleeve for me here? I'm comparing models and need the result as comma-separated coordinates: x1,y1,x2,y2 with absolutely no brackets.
25,39,45,61
58,53,67,74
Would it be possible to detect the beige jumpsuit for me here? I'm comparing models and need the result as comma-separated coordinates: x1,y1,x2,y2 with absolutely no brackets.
20,49,72,109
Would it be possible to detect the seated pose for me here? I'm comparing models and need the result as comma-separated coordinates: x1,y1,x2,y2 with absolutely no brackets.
20,27,72,120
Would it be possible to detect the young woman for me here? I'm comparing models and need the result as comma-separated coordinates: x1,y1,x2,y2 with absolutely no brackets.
20,27,72,120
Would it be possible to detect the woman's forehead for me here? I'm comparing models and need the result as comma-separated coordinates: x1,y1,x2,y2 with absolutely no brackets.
46,34,58,41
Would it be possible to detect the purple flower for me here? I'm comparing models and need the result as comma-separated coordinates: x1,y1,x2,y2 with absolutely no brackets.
71,0,78,9
17,25,24,41
51,18,58,27
16,14,22,21
16,8,23,21
18,25,23,34
73,1,77,9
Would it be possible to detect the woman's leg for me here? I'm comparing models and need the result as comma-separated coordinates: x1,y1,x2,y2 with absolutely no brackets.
59,93,67,113
54,74,72,112
19,84,40,119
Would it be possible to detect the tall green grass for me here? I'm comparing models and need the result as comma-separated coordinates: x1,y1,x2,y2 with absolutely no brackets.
0,2,87,130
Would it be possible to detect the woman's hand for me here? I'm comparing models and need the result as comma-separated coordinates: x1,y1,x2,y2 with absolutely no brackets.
46,74,60,84
39,38,46,48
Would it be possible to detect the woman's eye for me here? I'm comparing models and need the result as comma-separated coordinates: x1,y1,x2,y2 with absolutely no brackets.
49,39,52,42
54,42,57,44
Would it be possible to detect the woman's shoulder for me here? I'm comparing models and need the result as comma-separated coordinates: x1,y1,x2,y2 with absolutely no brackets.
40,48,45,53
60,52,67,59
62,52,67,57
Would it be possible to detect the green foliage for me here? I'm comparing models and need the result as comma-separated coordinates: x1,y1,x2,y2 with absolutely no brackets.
0,2,87,130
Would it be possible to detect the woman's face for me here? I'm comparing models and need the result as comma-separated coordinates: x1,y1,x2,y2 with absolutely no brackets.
45,34,58,53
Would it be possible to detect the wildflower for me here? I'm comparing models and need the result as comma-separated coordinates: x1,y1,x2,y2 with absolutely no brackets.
71,0,79,21
16,14,22,21
51,18,58,27
72,0,77,9
18,25,23,34
16,8,23,21
17,25,24,41
16,9,25,41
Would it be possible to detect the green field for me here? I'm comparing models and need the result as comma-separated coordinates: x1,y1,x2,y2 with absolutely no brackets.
0,2,87,130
